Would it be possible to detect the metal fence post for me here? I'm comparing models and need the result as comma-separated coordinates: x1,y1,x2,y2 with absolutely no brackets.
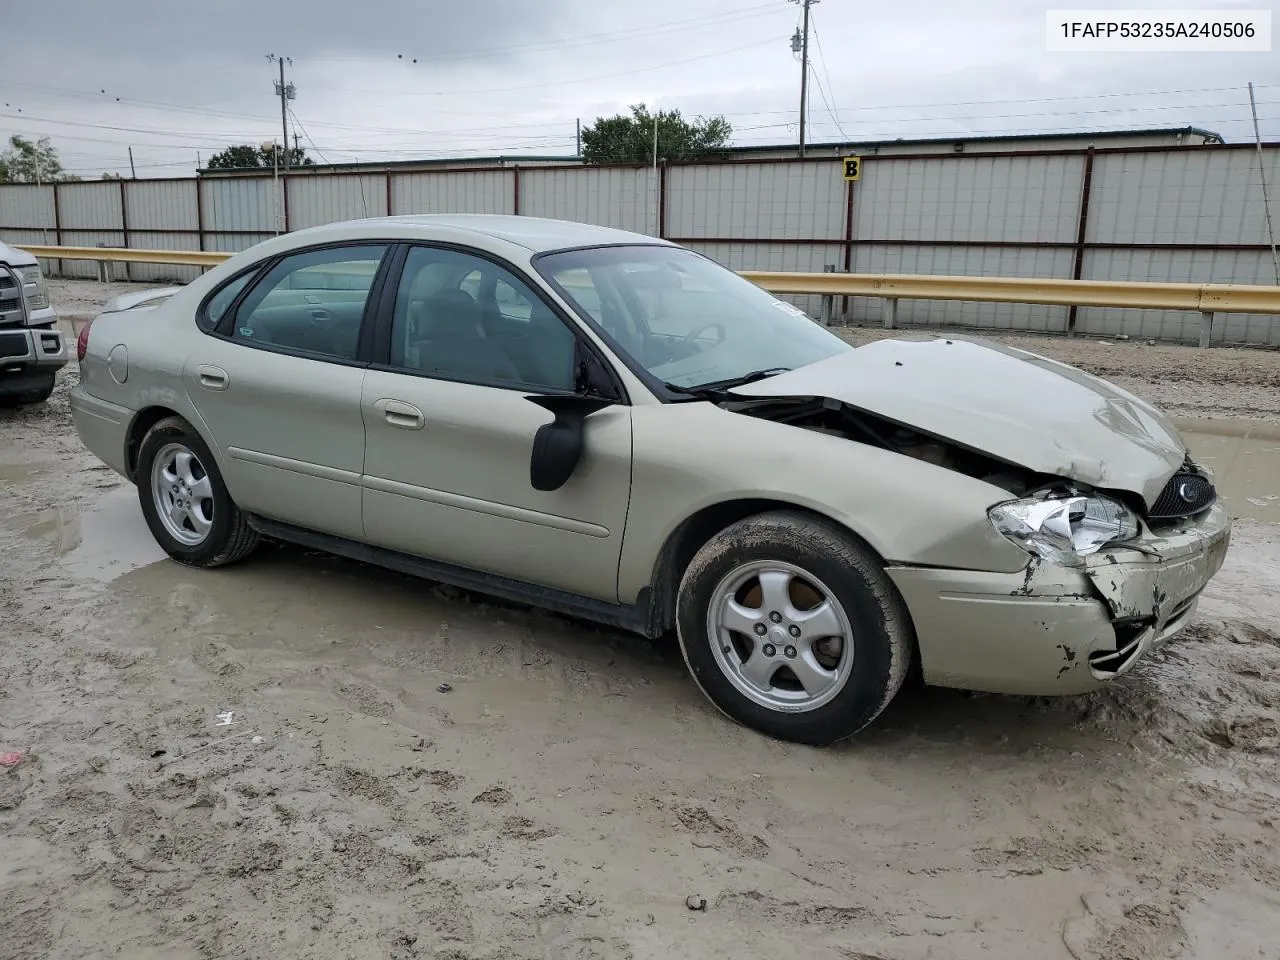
882,296,898,329
821,264,835,325
1199,311,1215,348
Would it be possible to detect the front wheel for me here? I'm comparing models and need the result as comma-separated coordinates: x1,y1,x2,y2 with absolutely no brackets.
136,416,260,568
676,511,913,746
0,373,55,406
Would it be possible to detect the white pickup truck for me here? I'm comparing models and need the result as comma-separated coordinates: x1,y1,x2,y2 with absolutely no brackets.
0,240,67,405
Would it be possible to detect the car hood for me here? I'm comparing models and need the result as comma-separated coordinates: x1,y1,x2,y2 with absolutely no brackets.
0,240,37,269
730,336,1185,507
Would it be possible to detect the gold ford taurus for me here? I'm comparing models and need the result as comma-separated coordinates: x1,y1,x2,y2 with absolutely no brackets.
70,215,1232,744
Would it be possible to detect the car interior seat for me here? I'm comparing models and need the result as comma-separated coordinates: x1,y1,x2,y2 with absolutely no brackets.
411,288,520,382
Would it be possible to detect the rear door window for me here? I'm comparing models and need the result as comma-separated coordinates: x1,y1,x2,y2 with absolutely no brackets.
229,245,388,362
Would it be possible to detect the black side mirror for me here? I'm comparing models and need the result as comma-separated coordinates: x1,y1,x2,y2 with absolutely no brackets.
525,395,615,491
524,342,621,492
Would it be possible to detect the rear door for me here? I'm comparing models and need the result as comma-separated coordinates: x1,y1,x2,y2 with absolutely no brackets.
359,243,633,601
186,242,390,541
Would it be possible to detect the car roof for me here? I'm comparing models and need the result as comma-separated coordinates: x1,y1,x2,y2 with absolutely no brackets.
342,214,672,254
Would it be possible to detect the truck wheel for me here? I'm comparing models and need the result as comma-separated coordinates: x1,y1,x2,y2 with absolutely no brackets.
676,511,913,746
0,374,54,406
20,375,55,404
136,416,259,568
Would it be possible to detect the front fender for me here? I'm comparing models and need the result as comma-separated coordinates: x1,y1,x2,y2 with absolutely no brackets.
618,403,1029,603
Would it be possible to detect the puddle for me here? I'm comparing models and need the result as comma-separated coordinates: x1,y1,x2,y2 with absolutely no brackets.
0,462,47,483
1177,419,1280,524
13,485,167,583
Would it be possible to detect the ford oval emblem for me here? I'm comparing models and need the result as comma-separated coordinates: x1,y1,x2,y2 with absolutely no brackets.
1178,481,1197,503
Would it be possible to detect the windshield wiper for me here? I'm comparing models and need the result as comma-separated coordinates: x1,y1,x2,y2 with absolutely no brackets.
663,367,792,401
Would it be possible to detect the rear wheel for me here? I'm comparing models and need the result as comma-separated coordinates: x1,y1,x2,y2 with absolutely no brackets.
136,416,259,568
676,511,913,746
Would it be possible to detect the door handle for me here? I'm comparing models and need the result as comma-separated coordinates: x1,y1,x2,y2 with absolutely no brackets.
196,364,229,391
373,398,425,430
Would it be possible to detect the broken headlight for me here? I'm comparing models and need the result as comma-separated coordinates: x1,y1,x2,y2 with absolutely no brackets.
988,494,1139,567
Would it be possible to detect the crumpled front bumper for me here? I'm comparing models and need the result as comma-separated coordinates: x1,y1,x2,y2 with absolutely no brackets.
887,501,1232,696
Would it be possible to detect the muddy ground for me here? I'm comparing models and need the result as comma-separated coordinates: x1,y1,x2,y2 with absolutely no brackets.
2,281,1279,959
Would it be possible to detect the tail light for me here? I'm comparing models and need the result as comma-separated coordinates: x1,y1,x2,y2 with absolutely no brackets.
76,318,94,362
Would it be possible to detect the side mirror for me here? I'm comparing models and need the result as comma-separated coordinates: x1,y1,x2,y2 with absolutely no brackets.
525,395,615,491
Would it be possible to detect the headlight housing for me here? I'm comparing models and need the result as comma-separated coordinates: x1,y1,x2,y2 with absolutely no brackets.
17,265,50,311
989,493,1140,567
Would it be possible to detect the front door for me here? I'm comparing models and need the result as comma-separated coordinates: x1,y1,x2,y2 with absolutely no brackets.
186,242,390,541
360,244,633,601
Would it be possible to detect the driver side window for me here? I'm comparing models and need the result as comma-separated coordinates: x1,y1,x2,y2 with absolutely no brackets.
389,246,578,391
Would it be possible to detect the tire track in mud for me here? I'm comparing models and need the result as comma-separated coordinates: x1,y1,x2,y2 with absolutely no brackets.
5,348,1280,958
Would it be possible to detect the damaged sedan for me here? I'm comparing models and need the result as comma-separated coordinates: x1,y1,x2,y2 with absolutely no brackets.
69,215,1231,745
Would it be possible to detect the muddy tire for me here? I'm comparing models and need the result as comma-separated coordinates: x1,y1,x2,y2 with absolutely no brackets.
136,415,259,568
676,511,913,746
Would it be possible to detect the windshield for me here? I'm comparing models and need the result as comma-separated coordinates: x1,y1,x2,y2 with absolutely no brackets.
534,245,851,391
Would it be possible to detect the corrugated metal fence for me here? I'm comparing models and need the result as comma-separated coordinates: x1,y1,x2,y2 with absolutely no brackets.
3,142,1279,344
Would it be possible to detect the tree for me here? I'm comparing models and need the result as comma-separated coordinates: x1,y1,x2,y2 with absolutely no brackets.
0,135,78,183
580,104,732,165
206,144,315,170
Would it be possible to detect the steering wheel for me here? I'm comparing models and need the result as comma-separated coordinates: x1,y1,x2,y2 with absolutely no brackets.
680,321,727,348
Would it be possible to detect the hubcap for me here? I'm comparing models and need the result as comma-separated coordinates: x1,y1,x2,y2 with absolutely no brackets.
706,560,854,713
150,442,215,547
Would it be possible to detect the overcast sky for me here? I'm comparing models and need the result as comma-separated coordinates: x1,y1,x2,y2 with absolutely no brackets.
1,0,1276,178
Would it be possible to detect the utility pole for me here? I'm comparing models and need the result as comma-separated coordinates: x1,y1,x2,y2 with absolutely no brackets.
128,146,136,179
652,110,659,236
268,54,295,173
293,132,301,155
790,0,816,158
1248,82,1280,285
576,118,581,157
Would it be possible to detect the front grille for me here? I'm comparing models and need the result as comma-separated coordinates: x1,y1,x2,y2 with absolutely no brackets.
1149,455,1217,520
0,270,22,325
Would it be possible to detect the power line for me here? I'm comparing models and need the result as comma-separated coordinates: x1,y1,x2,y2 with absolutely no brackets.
7,76,1275,151
287,108,332,165
807,8,846,139
807,65,846,141
9,92,1267,148
10,78,1275,137
727,117,1280,144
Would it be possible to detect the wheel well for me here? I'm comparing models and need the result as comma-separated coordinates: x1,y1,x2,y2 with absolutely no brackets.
125,406,183,481
645,498,921,679
647,499,857,636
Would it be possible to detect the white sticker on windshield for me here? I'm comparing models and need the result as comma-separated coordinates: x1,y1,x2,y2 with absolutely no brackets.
772,299,810,318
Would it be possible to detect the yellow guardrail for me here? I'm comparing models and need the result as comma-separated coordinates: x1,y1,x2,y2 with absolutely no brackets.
23,245,232,268
22,245,1280,346
738,270,1280,316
